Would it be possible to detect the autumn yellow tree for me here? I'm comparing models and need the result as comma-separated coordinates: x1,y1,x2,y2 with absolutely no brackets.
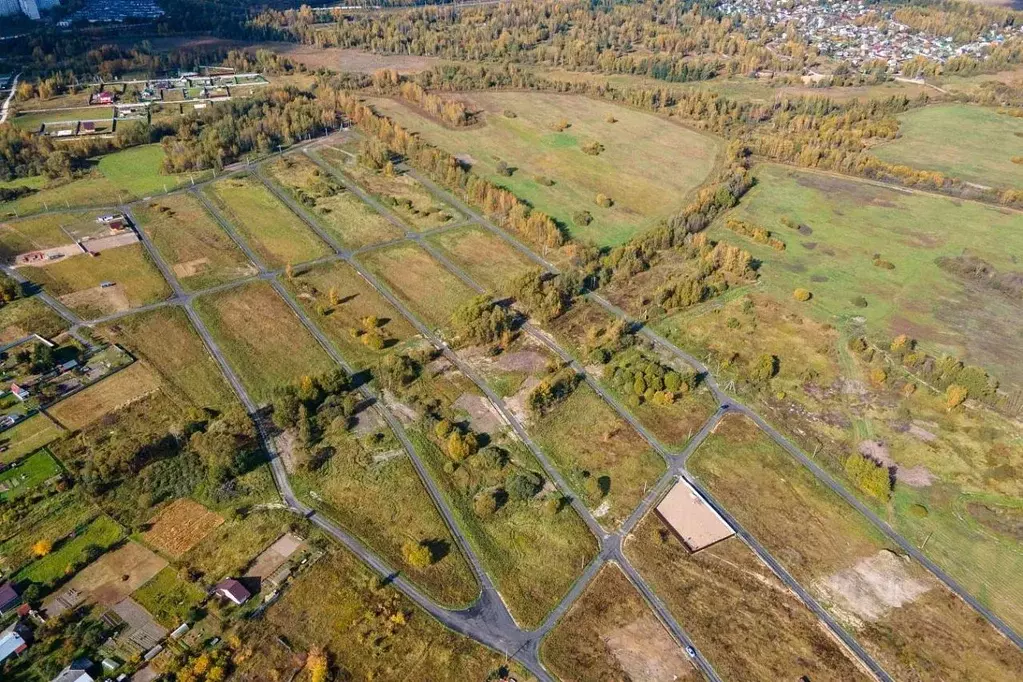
32,539,53,557
945,384,969,409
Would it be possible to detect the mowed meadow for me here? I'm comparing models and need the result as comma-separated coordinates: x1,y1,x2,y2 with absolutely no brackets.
367,92,721,246
709,163,1023,387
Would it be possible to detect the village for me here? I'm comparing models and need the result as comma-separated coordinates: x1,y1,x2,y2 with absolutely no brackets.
719,0,1023,70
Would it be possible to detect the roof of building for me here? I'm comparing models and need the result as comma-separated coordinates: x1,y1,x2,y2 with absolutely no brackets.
214,578,251,604
655,478,734,552
52,658,93,682
0,581,19,609
0,631,27,662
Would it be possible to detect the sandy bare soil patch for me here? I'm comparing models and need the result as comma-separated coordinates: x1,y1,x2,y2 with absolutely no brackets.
144,498,224,557
858,439,934,488
245,532,304,581
603,616,692,682
505,375,540,426
64,541,167,606
819,550,931,624
60,283,130,315
351,405,386,436
382,389,419,425
453,392,505,434
172,257,210,279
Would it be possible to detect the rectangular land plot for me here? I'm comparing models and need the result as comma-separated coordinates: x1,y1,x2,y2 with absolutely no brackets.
203,175,331,269
281,260,417,369
23,244,172,319
715,163,1023,388
290,427,479,608
0,211,98,261
427,225,536,294
192,282,335,404
97,144,212,198
655,478,733,552
318,147,462,231
15,514,124,586
408,430,598,628
98,307,238,410
368,91,721,246
0,297,69,343
531,383,665,529
0,173,123,217
359,242,477,330
872,104,1023,188
540,564,698,682
0,414,63,464
0,449,62,500
133,193,256,291
47,363,164,431
265,154,404,249
625,513,872,682
230,548,532,682
58,540,167,606
131,565,205,629
689,414,1023,682
143,498,225,558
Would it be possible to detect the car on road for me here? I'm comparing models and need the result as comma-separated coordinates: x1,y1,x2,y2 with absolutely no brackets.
685,646,696,658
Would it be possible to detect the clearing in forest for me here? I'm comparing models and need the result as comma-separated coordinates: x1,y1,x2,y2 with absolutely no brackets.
368,91,720,247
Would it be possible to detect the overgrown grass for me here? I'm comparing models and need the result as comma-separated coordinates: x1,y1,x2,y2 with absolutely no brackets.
290,427,480,609
408,429,597,628
266,154,404,249
0,297,69,341
540,564,695,681
359,242,477,331
192,282,335,405
688,414,1023,681
625,514,870,681
131,566,206,628
133,193,256,291
530,384,665,529
47,363,164,432
427,225,536,295
368,91,720,246
231,548,535,682
181,509,296,588
280,261,417,370
203,175,331,269
98,307,238,411
0,415,63,465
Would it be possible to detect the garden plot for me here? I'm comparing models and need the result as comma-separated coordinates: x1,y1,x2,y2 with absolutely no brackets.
143,498,225,558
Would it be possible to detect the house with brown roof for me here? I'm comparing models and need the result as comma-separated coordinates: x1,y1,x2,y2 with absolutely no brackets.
0,581,20,615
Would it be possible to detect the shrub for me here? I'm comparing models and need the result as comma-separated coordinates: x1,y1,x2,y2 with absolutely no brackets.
793,288,812,302
544,496,564,515
402,540,433,569
474,491,498,518
845,454,891,500
435,419,454,439
851,296,868,308
573,210,593,226
504,109,517,118
909,503,929,518
495,160,513,177
507,471,544,501
534,175,554,186
32,539,53,557
870,368,888,386
581,141,604,156
604,113,617,123
748,354,779,384
552,118,570,131
447,431,479,461
945,383,969,409
595,193,613,208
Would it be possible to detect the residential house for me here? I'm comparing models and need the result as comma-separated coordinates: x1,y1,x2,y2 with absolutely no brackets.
213,579,251,606
10,383,29,401
52,658,94,682
0,581,20,615
0,631,27,665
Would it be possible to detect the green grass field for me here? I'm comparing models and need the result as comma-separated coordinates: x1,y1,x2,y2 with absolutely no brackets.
131,565,205,628
280,260,417,370
0,297,69,343
714,163,1023,388
427,226,536,295
10,107,113,131
232,548,535,682
98,307,238,411
14,513,124,586
204,176,332,269
531,384,665,529
290,427,480,609
540,564,695,681
266,154,405,249
689,415,1023,681
24,244,173,319
368,92,721,246
0,415,63,465
0,491,96,576
359,242,477,331
193,282,335,405
133,193,257,291
0,173,123,217
318,147,462,232
0,211,99,261
409,430,597,628
625,515,870,681
97,144,213,198
873,104,1023,188
0,449,62,500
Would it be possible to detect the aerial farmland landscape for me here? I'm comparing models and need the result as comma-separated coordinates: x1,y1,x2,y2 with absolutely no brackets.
1,1,1023,681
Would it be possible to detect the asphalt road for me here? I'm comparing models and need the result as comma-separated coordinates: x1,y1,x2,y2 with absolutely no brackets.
11,132,1020,680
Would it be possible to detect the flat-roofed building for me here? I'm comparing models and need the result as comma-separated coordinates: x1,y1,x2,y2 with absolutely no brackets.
655,477,734,552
